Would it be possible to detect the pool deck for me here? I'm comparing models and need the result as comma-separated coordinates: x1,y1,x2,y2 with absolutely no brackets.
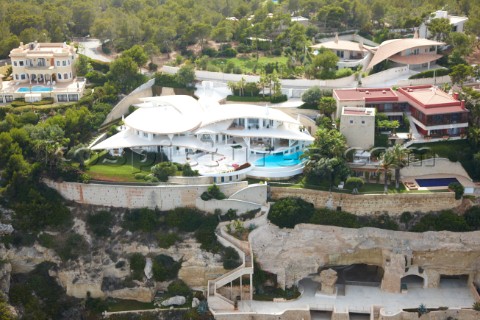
402,173,475,191
1,78,86,98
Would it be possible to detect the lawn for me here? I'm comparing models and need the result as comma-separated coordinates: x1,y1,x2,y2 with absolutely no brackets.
208,56,288,74
86,149,166,182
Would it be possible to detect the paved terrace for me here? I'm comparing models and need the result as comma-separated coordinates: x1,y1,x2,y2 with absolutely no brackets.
239,278,475,315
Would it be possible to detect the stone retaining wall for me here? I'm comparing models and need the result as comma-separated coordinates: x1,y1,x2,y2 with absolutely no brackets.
270,187,460,215
214,310,311,320
44,179,247,210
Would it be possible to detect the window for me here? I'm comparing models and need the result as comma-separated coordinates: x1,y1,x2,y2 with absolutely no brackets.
20,74,26,80
349,120,353,124
68,94,78,101
57,94,68,102
5,95,13,102
15,74,19,80
62,60,66,66
69,72,72,78
13,61,17,66
57,73,62,79
361,120,365,124
64,73,68,79
56,61,60,66
0,96,3,103
19,61,24,66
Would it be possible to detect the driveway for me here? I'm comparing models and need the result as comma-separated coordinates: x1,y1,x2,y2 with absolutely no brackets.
77,39,112,62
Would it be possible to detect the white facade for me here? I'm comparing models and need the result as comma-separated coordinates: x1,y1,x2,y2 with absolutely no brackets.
92,96,314,179
419,10,468,39
340,107,376,150
10,42,77,84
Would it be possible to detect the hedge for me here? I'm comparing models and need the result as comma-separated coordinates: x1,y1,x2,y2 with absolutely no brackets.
409,68,450,79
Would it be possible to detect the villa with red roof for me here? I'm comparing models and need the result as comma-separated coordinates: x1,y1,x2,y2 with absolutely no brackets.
334,85,468,146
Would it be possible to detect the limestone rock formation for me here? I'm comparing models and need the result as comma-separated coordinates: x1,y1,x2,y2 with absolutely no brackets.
317,268,337,295
0,224,13,235
251,223,480,292
0,261,12,297
161,295,186,306
144,257,153,280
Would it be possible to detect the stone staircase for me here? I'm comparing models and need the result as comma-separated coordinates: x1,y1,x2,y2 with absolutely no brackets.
206,208,268,314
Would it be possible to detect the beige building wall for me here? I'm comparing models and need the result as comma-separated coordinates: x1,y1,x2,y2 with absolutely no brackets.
339,107,375,149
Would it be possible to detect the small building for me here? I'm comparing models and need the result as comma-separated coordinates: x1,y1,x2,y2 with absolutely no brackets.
339,107,376,149
419,10,468,39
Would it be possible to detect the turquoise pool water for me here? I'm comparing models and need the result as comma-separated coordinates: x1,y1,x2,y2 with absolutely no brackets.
16,86,53,93
254,151,303,167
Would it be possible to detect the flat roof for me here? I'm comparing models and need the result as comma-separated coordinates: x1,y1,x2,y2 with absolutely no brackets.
342,107,375,116
311,40,372,52
334,88,398,102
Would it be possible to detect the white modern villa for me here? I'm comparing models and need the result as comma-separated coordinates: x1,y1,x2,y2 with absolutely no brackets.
91,95,314,180
0,41,86,104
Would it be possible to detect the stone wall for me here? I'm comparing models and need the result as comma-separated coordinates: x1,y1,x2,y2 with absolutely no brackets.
44,179,247,210
229,184,268,205
195,198,262,214
168,176,213,185
102,79,154,125
214,310,311,320
269,187,460,215
379,309,480,320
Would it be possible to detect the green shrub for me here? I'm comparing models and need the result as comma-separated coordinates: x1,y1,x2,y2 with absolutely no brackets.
465,206,480,230
301,86,323,106
87,211,114,237
182,163,199,177
409,68,449,79
57,234,89,261
345,177,364,192
154,72,183,88
335,68,354,79
268,197,315,228
156,232,180,248
10,100,27,107
167,279,191,297
448,182,464,200
134,173,146,180
195,215,221,253
411,210,469,232
310,208,359,228
223,247,242,270
129,253,146,281
122,208,159,232
270,94,288,104
209,184,225,199
152,254,181,281
166,207,204,232
89,59,110,73
38,233,55,248
151,162,177,182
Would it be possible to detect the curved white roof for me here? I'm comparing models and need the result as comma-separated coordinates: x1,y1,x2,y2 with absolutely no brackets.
126,95,203,134
201,104,300,127
366,38,445,70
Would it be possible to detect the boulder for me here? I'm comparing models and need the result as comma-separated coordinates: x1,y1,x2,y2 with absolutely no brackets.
161,295,186,306
144,257,153,280
192,297,200,308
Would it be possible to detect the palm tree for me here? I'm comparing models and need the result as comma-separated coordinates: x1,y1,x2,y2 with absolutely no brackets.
390,144,410,189
378,149,395,194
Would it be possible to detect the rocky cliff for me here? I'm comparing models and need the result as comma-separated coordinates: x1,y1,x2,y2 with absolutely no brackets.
251,222,480,292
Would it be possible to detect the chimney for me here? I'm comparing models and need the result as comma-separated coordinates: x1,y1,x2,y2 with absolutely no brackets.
453,92,459,100
335,33,339,44
461,100,465,109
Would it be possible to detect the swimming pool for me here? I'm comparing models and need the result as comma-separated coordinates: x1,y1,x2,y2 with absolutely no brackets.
254,151,303,167
415,177,459,188
16,86,53,93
